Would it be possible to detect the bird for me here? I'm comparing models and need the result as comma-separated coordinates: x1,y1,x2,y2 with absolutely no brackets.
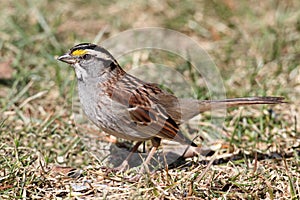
57,43,285,174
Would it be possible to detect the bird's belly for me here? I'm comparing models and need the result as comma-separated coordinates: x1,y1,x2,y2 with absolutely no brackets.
78,88,153,141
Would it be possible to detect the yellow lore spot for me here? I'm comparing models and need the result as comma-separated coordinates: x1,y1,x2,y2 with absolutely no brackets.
71,49,87,56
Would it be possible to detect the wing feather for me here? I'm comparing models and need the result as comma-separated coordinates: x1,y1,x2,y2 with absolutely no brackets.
102,74,194,145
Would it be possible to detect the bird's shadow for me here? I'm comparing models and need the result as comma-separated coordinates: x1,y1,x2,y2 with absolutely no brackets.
103,142,299,171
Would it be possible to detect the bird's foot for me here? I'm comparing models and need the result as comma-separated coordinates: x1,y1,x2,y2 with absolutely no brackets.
125,173,142,182
101,160,130,173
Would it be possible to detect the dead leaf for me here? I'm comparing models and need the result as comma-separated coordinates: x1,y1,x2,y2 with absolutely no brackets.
0,60,13,79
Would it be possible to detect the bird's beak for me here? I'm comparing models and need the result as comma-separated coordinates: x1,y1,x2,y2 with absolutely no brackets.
57,53,76,65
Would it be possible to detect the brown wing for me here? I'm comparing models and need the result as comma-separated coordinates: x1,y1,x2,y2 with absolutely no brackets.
102,74,195,145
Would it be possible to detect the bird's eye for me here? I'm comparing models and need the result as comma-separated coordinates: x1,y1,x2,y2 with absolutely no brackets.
82,54,92,60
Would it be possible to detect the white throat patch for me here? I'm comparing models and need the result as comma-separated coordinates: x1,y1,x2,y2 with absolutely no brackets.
74,63,88,81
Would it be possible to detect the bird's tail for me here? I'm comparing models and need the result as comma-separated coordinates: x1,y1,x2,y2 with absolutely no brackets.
198,96,286,112
179,96,286,122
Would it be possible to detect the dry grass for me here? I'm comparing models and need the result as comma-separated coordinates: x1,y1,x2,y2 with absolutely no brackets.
0,0,299,199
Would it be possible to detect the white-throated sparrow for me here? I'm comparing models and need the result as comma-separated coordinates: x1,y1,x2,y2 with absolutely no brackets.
57,43,285,173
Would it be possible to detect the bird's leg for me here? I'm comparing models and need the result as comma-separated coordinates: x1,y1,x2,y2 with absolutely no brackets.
128,138,161,182
113,141,143,172
141,138,161,173
103,141,143,173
